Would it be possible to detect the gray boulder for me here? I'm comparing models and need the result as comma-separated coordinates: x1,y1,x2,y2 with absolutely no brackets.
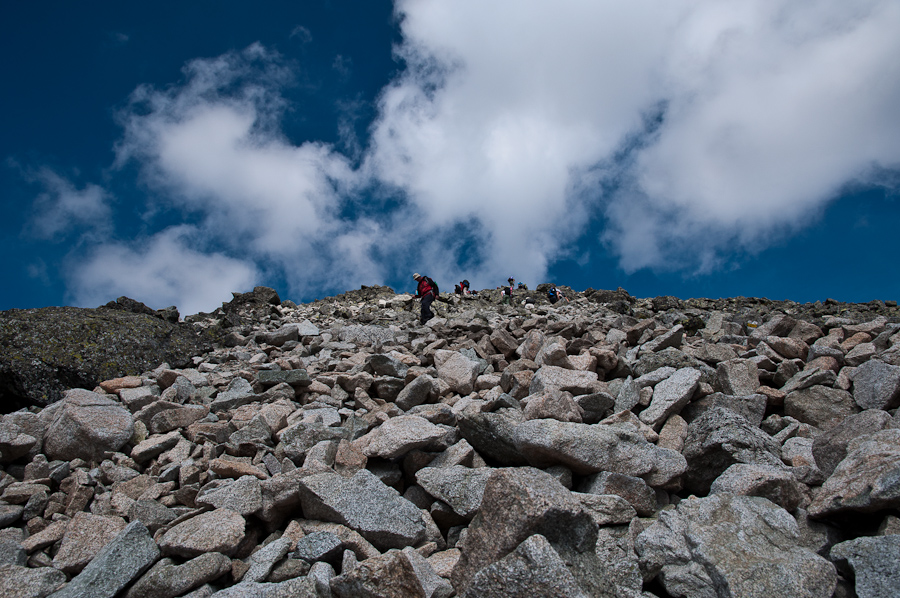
157,509,246,558
682,407,785,495
195,476,263,516
639,367,700,430
395,375,435,411
784,385,857,430
851,359,900,410
415,465,494,519
124,553,232,598
50,521,160,598
709,463,804,511
40,389,134,462
716,358,760,396
808,429,900,517
577,471,657,516
450,467,606,595
457,409,528,466
0,564,65,598
298,469,427,551
354,415,451,459
830,535,900,598
464,534,593,598
681,392,768,427
529,365,599,396
329,549,439,598
513,419,686,487
433,350,482,395
636,493,836,598
811,409,895,477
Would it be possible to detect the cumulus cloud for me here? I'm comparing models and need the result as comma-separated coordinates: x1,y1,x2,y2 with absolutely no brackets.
41,0,900,312
378,0,900,275
26,168,112,241
66,226,259,315
108,44,404,300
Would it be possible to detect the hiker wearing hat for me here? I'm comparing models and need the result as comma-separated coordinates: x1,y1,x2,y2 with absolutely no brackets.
413,273,437,324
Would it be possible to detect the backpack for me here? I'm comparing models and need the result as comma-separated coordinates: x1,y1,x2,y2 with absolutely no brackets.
425,277,439,295
548,287,557,299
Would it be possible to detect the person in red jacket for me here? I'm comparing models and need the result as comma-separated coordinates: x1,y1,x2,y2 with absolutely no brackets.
413,273,436,325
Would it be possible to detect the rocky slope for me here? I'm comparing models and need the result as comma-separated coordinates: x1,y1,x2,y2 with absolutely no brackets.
1,284,899,597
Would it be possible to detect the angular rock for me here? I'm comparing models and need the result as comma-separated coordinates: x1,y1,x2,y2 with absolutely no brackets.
710,463,804,511
830,535,900,598
124,553,232,598
681,392,767,427
293,531,342,565
195,476,263,516
716,358,760,396
209,377,256,412
573,492,638,525
451,467,610,596
639,367,700,429
636,494,836,598
354,416,450,460
811,409,895,477
433,350,482,395
784,385,857,430
298,469,427,551
244,537,293,583
851,359,900,410
395,375,434,411
52,512,127,574
257,369,311,388
528,365,599,396
51,521,160,598
780,367,836,394
577,471,657,516
464,534,591,598
523,390,583,423
329,549,428,598
158,509,246,558
415,465,494,519
457,410,528,467
682,407,785,495
0,305,211,410
40,390,134,462
513,419,686,486
0,564,65,598
808,429,900,517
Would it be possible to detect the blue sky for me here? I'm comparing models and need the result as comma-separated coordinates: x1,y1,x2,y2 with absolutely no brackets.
3,1,899,315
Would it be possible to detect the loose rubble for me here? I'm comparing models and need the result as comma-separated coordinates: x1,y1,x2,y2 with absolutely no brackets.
1,284,899,597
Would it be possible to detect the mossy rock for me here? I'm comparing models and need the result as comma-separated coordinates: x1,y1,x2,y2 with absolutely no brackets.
0,306,214,412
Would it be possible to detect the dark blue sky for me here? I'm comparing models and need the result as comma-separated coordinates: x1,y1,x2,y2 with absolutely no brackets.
3,1,899,314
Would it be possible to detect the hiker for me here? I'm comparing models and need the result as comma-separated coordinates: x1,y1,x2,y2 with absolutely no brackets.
413,273,437,324
518,282,528,290
548,285,568,304
501,277,515,304
456,279,472,295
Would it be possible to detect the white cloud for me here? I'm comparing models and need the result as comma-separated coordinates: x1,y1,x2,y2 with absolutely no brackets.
27,168,112,241
374,0,900,276
66,226,259,315
52,0,900,311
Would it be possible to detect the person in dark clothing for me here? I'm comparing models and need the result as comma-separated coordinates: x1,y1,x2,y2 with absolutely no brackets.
413,273,436,324
548,285,568,304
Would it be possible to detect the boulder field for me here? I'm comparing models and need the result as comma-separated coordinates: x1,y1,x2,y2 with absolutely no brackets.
1,284,899,597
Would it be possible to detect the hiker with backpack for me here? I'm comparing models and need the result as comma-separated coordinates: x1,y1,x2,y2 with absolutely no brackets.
456,279,472,295
413,273,438,324
548,285,568,304
501,277,515,305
